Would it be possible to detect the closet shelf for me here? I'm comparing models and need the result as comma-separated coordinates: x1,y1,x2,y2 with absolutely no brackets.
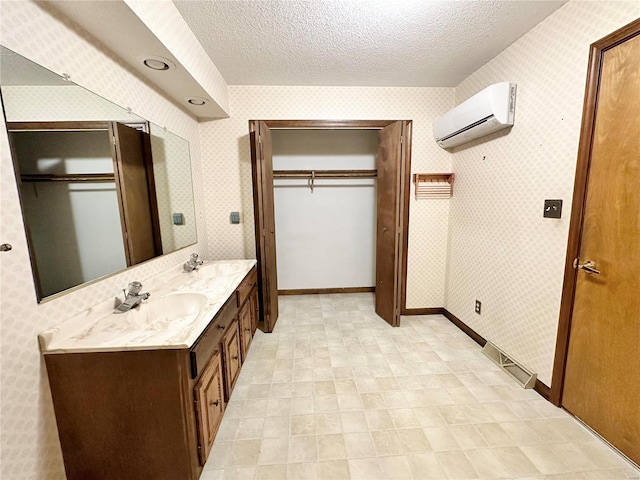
413,173,455,199
21,173,116,183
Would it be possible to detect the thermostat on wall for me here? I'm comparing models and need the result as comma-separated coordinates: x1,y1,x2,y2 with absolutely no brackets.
173,213,184,225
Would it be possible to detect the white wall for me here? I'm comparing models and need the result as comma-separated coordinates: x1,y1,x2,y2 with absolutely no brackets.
272,130,377,290
199,86,454,308
0,2,209,478
446,1,640,386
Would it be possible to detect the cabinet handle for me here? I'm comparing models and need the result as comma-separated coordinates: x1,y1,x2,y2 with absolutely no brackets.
210,400,219,407
233,355,239,360
218,325,225,330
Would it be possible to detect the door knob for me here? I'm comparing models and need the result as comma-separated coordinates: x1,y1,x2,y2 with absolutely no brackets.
573,259,600,275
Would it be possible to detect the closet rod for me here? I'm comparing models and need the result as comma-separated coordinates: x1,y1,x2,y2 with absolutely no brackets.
21,173,116,183
273,169,377,179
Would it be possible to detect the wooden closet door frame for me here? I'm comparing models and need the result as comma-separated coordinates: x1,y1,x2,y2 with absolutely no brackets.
249,119,412,332
550,18,640,407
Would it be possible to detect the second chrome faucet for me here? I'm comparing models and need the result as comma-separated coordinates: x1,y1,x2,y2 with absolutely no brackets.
184,253,204,272
114,281,150,313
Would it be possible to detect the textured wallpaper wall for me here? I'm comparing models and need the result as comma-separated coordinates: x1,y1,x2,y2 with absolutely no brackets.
446,1,640,386
0,2,207,478
199,86,454,309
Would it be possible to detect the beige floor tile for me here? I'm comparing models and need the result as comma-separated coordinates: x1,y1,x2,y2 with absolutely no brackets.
360,393,386,410
449,424,488,449
236,417,265,440
389,408,420,429
256,464,287,479
286,462,318,480
348,458,382,480
318,460,350,480
371,430,404,456
379,455,414,479
315,395,339,414
258,438,289,465
491,446,542,477
397,428,432,454
263,416,290,438
335,379,358,395
464,447,512,478
343,432,376,459
406,453,447,479
476,422,516,447
315,413,343,434
340,411,369,433
337,394,363,412
288,435,318,463
365,409,394,430
229,440,262,467
317,434,347,461
423,426,460,452
436,450,479,479
221,466,256,479
291,415,316,436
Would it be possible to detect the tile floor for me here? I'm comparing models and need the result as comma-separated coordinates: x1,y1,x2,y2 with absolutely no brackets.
201,293,639,479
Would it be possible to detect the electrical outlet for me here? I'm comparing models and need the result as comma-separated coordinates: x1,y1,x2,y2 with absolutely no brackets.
475,300,482,315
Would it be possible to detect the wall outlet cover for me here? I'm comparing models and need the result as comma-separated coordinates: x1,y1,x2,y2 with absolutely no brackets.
229,211,241,224
475,300,482,315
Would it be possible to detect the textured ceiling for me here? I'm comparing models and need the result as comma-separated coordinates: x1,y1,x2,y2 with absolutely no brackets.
174,0,567,87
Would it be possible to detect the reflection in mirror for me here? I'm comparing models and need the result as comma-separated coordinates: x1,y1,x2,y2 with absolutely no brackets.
0,46,197,301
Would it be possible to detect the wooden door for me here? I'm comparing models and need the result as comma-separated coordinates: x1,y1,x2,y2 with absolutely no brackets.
561,23,640,465
250,120,279,332
375,121,410,327
111,122,161,266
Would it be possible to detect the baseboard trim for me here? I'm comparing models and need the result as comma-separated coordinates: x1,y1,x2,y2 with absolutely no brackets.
442,308,487,347
442,309,552,402
534,379,551,400
278,287,375,296
402,308,444,315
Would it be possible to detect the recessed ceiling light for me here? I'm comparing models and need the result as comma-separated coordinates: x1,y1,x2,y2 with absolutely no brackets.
187,97,207,106
141,55,175,71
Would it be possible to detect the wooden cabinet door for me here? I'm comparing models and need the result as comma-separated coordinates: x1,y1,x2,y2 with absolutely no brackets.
221,319,242,400
239,300,253,361
194,350,225,466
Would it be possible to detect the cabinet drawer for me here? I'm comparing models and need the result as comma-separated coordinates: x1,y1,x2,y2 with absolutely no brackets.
236,267,257,308
190,296,237,379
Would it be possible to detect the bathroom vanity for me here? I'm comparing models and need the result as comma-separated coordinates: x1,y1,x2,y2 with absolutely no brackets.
39,260,258,480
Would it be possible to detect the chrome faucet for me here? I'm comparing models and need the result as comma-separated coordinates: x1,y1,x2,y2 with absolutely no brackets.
114,281,150,313
183,253,204,272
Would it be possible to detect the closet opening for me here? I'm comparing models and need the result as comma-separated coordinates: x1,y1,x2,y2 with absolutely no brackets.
250,120,412,333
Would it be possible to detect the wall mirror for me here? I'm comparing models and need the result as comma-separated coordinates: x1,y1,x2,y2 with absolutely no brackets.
0,46,197,301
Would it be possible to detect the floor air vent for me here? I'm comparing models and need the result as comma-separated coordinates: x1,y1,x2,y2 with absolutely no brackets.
481,341,537,389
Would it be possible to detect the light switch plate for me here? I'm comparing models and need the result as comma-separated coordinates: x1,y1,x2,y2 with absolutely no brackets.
543,199,562,218
229,212,241,224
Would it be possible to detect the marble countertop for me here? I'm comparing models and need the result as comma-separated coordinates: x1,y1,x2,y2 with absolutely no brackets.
38,259,257,354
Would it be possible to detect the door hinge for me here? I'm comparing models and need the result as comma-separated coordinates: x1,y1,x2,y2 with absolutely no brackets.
258,134,262,145
400,135,403,145
572,257,579,269
112,135,116,146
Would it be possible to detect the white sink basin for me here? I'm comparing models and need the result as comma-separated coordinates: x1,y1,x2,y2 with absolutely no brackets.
120,293,208,326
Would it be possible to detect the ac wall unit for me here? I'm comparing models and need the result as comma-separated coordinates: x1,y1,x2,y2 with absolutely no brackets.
433,82,517,149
